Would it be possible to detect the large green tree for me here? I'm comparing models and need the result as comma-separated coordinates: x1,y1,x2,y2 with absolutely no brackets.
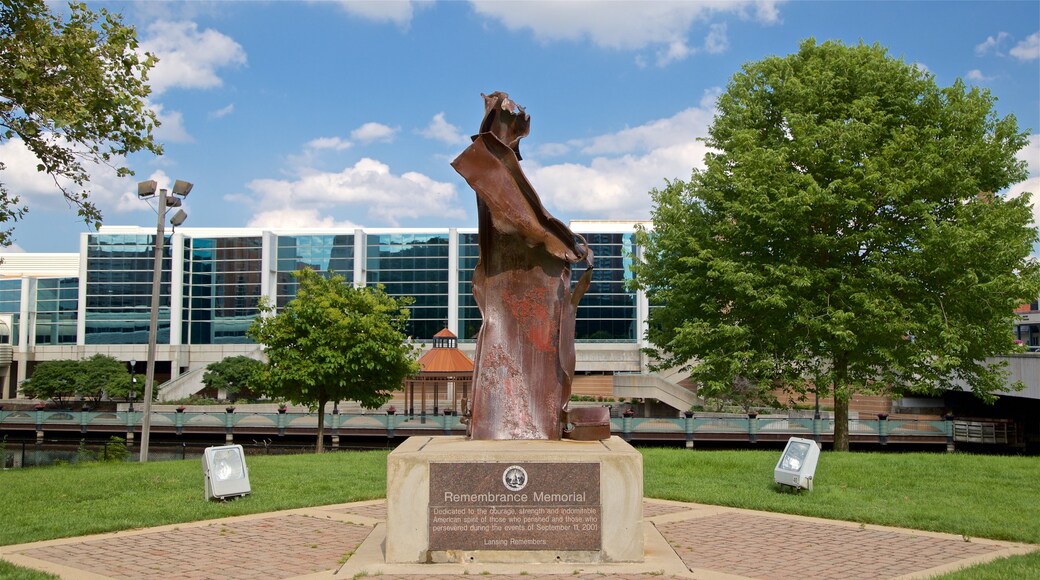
202,355,263,401
248,269,420,452
0,0,161,246
634,39,1040,451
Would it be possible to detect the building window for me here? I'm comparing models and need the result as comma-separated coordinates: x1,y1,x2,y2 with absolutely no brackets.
366,232,449,341
275,234,354,308
182,236,262,345
34,277,78,345
85,234,173,345
0,279,21,346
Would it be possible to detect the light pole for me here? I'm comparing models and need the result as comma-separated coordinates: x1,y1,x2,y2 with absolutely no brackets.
129,359,136,413
137,179,192,462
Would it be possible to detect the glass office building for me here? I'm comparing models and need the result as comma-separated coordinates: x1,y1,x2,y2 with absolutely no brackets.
0,222,648,397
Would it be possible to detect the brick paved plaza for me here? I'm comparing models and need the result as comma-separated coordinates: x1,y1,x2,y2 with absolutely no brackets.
1,499,1035,579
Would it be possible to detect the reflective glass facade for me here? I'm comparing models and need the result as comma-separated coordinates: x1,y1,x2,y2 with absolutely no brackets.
0,279,20,345
85,234,172,344
573,232,637,342
366,232,449,340
183,237,262,344
455,232,638,342
457,232,480,340
10,225,643,349
276,234,354,307
34,277,78,345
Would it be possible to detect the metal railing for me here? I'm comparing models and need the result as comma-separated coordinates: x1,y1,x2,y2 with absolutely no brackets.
0,409,963,447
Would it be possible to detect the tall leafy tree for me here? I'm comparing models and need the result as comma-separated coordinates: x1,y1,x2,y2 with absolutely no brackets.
0,0,162,246
634,39,1040,451
248,269,420,452
202,355,263,401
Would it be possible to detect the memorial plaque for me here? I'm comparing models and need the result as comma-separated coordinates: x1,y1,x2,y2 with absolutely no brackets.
429,462,601,551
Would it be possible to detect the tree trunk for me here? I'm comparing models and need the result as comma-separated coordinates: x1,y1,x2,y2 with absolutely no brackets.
833,390,850,451
315,398,327,453
832,353,850,451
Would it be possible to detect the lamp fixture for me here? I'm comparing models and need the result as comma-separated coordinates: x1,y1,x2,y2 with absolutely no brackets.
170,209,188,227
202,444,251,500
774,436,820,492
137,180,158,198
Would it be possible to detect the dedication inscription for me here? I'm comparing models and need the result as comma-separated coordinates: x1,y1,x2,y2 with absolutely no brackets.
429,462,601,551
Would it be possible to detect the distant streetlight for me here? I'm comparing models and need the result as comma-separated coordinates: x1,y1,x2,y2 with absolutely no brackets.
129,359,136,413
137,179,193,462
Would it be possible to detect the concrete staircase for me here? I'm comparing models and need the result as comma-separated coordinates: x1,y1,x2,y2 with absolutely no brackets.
157,367,207,401
612,366,700,413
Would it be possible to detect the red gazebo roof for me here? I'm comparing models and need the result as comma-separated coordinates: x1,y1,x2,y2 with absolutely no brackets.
416,328,473,373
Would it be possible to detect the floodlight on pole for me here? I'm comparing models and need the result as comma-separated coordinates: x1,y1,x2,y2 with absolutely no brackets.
170,209,188,227
137,179,193,462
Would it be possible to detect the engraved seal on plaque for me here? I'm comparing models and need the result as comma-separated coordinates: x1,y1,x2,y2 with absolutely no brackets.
502,465,528,491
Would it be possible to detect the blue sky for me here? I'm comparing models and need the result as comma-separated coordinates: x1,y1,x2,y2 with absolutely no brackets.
4,0,1039,252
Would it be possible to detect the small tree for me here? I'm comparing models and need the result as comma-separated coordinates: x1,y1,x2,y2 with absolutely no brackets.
0,0,162,246
248,269,420,452
78,354,131,404
202,356,263,401
21,355,129,406
20,360,78,407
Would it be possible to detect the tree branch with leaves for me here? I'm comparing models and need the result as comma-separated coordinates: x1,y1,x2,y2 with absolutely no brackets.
0,0,162,246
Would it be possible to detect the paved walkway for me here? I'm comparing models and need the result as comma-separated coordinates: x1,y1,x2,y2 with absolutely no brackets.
1,499,1035,579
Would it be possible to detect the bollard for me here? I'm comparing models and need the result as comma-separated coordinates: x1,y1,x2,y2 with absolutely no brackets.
684,412,695,449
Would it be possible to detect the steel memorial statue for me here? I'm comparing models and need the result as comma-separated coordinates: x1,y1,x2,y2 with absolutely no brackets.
452,92,608,441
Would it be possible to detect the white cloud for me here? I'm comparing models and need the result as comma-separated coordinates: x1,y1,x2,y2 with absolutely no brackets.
965,69,994,83
529,141,708,219
1010,32,1040,61
1005,134,1039,227
331,0,431,27
569,91,719,155
975,32,1010,56
247,208,362,230
351,122,399,144
209,103,235,119
140,20,247,95
421,113,469,145
306,137,353,151
656,40,692,67
245,158,465,226
1018,134,1040,177
149,101,192,143
469,0,782,65
523,92,718,220
703,22,729,54
1008,176,1040,227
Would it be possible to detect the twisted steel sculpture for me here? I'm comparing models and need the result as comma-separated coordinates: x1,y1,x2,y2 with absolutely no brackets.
452,92,601,440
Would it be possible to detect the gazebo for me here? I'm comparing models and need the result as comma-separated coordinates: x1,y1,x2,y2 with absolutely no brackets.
404,329,474,417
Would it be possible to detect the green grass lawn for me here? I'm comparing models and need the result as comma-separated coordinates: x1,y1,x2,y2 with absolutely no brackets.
0,447,1037,579
641,448,1040,544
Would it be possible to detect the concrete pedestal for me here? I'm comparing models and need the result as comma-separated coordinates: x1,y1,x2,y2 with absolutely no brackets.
386,436,643,564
